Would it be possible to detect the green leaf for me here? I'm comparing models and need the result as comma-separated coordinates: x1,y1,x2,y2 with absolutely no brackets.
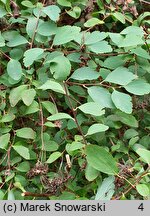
38,21,57,36
85,144,118,175
23,48,44,67
121,26,144,36
85,31,108,45
111,90,132,114
0,7,6,18
0,133,10,150
84,18,104,27
13,145,30,160
38,80,65,94
109,33,124,46
136,184,150,197
16,161,30,172
21,0,35,8
105,67,136,85
124,129,138,139
9,85,28,107
7,59,22,80
136,148,150,164
116,111,138,128
50,56,71,81
66,6,81,19
66,141,84,153
95,176,115,200
124,79,150,95
88,86,114,108
7,190,15,200
16,127,36,140
26,17,39,38
119,34,144,47
53,25,81,45
24,100,39,115
88,41,112,54
42,5,61,22
44,141,59,152
71,67,100,80
0,32,5,47
86,123,109,136
85,164,99,181
113,12,125,24
21,89,36,106
47,113,74,121
0,113,15,123
57,0,71,7
42,101,57,114
103,55,126,69
7,34,28,47
78,102,104,116
131,47,150,60
46,151,62,163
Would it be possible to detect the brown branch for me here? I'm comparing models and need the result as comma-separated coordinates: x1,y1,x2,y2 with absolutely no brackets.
66,81,112,88
63,82,87,145
0,50,11,60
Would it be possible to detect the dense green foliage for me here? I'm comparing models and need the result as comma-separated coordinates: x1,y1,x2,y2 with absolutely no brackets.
0,0,150,200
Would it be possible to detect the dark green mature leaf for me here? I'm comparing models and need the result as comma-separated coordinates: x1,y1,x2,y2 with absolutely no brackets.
16,128,36,139
113,12,125,24
85,145,118,175
57,0,71,7
71,67,100,80
111,90,132,114
131,47,150,60
119,34,144,47
53,25,81,45
124,79,150,95
85,164,99,181
23,48,44,67
0,32,5,47
50,56,71,81
116,111,138,128
88,86,114,108
42,5,61,22
7,59,22,80
86,123,109,136
21,89,36,106
67,6,81,19
105,67,136,85
7,34,28,47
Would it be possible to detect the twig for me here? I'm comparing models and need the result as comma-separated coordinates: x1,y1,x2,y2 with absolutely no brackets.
140,0,150,5
0,50,11,60
63,82,87,145
22,192,52,197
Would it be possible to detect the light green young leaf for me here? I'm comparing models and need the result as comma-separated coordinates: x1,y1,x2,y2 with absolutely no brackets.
9,85,28,107
120,26,144,36
7,35,28,47
38,80,65,94
0,32,5,47
131,47,150,60
26,17,39,38
78,102,104,116
71,67,100,80
109,33,124,46
47,113,74,121
124,79,150,95
119,34,144,47
53,25,81,45
46,151,62,163
0,113,15,123
105,67,136,85
136,148,150,164
84,18,104,27
85,164,99,181
21,89,36,106
95,176,115,200
13,145,30,160
86,123,109,136
88,41,112,54
67,6,81,19
7,59,22,80
111,90,132,114
21,0,35,8
50,56,71,81
42,5,61,22
88,86,114,108
113,12,125,24
23,48,44,67
0,133,10,150
16,127,36,140
0,7,6,18
85,145,118,175
136,184,150,197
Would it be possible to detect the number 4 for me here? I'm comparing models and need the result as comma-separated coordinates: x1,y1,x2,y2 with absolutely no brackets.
138,203,144,211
